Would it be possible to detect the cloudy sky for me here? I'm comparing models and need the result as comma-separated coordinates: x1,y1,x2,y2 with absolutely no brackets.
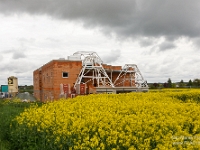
0,0,200,85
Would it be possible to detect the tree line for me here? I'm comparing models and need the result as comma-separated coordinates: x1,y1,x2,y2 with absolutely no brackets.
149,78,200,89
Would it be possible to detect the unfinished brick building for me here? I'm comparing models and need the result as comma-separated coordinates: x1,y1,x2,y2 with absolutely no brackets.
33,51,148,102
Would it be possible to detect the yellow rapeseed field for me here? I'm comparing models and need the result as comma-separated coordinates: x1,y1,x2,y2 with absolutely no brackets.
10,89,200,149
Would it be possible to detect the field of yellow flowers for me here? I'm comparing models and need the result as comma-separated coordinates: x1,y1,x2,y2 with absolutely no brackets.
10,89,200,149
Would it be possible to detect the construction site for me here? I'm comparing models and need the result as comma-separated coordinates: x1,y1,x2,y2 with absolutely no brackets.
33,51,148,102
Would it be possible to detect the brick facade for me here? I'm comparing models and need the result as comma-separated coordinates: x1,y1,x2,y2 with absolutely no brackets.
33,60,136,102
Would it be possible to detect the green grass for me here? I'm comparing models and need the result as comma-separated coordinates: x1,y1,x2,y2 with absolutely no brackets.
0,99,36,150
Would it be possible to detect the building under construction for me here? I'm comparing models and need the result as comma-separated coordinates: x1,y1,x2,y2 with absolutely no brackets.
33,51,148,102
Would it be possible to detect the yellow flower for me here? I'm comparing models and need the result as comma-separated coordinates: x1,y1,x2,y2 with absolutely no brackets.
11,89,200,149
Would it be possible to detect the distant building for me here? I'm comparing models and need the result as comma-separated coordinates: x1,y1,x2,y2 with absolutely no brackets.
8,76,18,96
33,51,148,102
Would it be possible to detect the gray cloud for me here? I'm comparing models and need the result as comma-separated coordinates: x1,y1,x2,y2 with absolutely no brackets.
0,0,200,51
193,38,200,48
2,49,14,53
18,38,36,43
1,0,200,85
139,38,155,47
158,41,176,51
0,54,3,61
0,59,36,73
101,49,121,64
147,40,176,53
3,49,27,59
12,51,26,59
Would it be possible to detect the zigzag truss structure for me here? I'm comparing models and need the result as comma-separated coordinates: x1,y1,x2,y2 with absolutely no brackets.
73,51,149,93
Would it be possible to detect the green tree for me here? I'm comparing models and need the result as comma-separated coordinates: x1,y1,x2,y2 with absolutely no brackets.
193,79,200,87
167,78,172,88
172,83,176,88
179,79,185,87
187,79,193,87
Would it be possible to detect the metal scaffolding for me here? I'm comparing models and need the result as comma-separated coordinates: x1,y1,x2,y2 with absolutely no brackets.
74,51,115,88
73,51,148,91
114,64,148,88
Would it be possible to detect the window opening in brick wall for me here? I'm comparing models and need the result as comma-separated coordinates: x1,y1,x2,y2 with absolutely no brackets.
62,72,69,78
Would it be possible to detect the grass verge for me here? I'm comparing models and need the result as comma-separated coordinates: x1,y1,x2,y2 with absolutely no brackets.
0,99,37,150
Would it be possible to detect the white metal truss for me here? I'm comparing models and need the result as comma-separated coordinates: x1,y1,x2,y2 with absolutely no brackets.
113,64,148,88
74,51,115,88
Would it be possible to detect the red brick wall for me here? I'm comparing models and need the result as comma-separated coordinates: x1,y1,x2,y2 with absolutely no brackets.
33,60,136,102
52,60,82,100
34,60,82,102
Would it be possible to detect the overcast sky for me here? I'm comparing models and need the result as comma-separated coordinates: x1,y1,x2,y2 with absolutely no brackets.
0,0,200,85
